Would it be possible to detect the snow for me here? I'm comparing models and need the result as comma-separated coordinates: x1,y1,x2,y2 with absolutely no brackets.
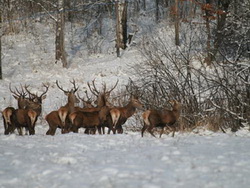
1,131,250,188
1,22,250,188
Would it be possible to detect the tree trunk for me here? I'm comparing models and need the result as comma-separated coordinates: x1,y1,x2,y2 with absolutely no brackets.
0,7,2,79
174,0,180,46
143,0,146,11
156,0,160,22
55,0,67,68
204,0,213,65
64,0,72,22
213,0,230,57
115,0,128,57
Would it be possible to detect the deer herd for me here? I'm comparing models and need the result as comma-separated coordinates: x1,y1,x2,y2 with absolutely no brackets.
1,80,181,138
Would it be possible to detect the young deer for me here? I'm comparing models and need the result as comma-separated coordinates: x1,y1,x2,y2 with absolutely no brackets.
109,96,144,134
141,100,181,138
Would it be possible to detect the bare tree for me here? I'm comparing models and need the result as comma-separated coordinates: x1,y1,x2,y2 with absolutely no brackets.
115,0,128,57
174,0,180,46
156,0,160,22
55,0,67,68
0,6,2,80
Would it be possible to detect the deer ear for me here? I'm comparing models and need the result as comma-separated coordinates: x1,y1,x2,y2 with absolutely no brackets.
42,95,47,100
64,92,70,96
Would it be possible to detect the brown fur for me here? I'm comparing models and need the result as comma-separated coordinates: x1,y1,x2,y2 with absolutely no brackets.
109,96,143,134
13,109,38,135
141,100,181,138
69,104,114,134
45,111,69,135
2,107,16,135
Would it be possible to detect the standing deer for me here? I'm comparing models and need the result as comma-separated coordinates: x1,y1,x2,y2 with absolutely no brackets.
8,83,46,135
85,80,118,134
141,100,181,138
69,102,111,134
70,80,118,134
46,80,79,135
13,109,38,135
24,83,49,117
9,83,29,109
109,95,144,134
2,107,16,135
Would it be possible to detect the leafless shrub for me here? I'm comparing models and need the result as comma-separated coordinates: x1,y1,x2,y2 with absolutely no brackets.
132,29,250,133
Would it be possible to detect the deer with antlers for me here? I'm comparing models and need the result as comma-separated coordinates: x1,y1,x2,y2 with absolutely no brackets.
69,79,118,134
69,93,112,134
141,100,181,138
46,80,79,135
5,83,49,135
24,83,49,117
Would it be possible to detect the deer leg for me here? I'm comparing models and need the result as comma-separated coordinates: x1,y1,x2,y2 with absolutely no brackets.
97,126,102,134
141,123,148,137
159,127,165,138
102,126,105,134
172,126,176,137
147,125,156,137
84,128,89,134
17,127,23,136
9,124,16,134
46,126,56,136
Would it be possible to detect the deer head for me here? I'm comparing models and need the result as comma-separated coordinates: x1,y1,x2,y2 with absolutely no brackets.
9,83,29,109
87,79,118,107
24,83,49,104
56,80,80,105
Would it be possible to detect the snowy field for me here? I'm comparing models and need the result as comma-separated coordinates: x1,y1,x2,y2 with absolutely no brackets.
1,23,250,188
1,127,250,188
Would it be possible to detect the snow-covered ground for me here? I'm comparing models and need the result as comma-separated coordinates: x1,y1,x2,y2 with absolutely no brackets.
1,129,250,188
1,22,250,188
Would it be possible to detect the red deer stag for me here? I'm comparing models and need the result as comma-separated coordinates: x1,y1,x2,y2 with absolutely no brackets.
69,80,118,134
46,80,79,135
109,95,144,134
9,83,29,109
69,93,112,134
141,100,181,138
2,107,16,135
8,83,44,135
85,80,118,134
24,83,49,117
9,83,49,116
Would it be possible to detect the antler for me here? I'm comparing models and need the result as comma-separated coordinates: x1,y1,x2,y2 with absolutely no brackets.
77,90,93,108
70,79,79,93
9,83,27,98
87,79,100,97
56,80,78,93
24,84,37,99
56,80,68,93
103,79,119,96
24,83,49,100
40,83,49,97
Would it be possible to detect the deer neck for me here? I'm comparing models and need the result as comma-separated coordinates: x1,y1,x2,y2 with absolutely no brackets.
123,102,136,118
64,101,75,113
172,103,181,119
